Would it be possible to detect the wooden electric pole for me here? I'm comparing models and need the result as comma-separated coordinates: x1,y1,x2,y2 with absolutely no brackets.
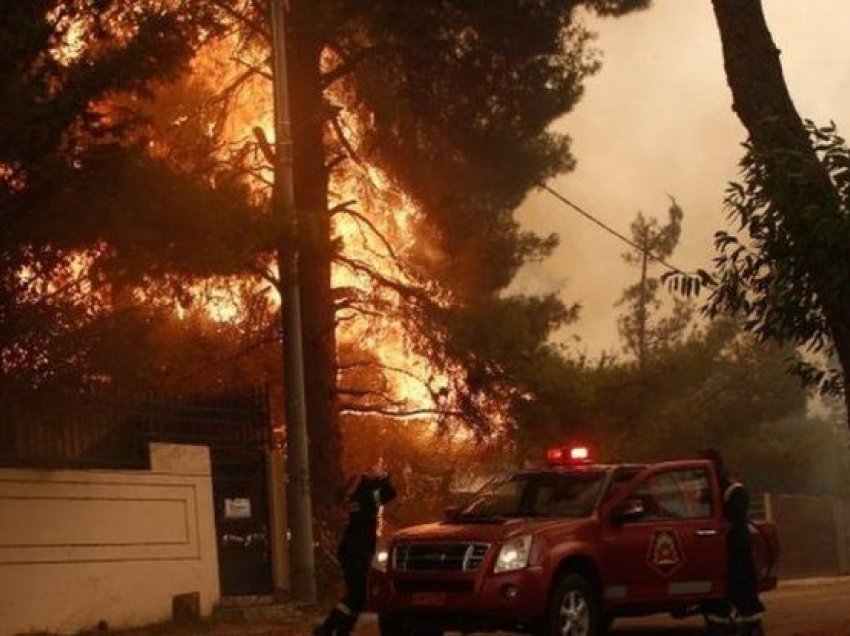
637,235,649,370
269,0,317,604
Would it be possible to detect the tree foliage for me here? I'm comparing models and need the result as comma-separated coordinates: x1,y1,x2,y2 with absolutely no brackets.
616,199,692,364
518,317,849,496
217,0,653,496
703,0,850,429
0,0,654,515
336,1,649,300
326,0,651,435
700,123,850,397
0,2,268,402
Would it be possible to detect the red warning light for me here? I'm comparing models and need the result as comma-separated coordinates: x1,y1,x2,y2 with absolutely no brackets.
570,446,590,461
546,446,566,465
546,444,593,466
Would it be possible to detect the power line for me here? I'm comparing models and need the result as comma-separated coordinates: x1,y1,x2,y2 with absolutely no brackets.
538,182,692,278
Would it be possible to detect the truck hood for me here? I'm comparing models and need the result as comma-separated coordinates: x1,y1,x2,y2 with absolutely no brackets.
392,517,589,544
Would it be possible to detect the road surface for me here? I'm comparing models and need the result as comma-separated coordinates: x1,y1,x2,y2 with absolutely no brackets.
609,578,850,635
353,577,850,636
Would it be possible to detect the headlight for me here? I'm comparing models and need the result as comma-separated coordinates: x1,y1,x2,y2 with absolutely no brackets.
372,547,390,572
494,534,533,573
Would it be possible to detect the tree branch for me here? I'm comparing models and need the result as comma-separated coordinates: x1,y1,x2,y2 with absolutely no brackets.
329,115,364,166
333,207,398,261
334,255,429,305
209,0,270,41
252,126,276,166
232,54,272,81
320,45,379,87
249,261,280,289
340,405,463,420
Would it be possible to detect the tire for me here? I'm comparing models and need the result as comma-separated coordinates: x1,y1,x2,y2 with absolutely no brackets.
378,613,406,636
377,613,443,636
543,573,602,636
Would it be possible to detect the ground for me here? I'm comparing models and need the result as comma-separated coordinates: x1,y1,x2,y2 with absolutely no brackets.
107,577,850,636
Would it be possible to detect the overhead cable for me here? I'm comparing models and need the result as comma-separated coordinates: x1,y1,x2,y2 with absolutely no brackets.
538,183,692,278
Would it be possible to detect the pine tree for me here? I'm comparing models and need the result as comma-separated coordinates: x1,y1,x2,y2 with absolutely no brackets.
0,2,236,401
616,199,691,367
249,0,651,507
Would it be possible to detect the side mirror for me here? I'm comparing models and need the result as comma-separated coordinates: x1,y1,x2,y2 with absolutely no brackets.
443,506,461,521
611,497,646,524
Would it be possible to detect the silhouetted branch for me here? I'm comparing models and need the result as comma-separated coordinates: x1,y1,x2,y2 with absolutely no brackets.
340,405,462,420
332,207,398,260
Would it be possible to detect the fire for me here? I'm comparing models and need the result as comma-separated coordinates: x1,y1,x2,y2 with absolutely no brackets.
47,6,88,66
181,34,462,420
325,91,465,417
27,5,513,433
172,25,512,431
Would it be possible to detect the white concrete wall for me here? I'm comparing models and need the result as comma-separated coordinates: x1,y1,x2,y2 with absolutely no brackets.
0,443,220,636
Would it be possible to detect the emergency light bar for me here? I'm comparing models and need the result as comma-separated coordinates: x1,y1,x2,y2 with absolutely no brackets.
546,444,592,466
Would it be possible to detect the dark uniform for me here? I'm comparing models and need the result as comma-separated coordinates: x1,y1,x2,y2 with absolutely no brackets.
315,472,396,636
702,451,765,636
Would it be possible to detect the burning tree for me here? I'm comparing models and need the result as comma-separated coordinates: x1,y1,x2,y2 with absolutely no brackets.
0,2,256,402
199,0,652,510
1,0,652,516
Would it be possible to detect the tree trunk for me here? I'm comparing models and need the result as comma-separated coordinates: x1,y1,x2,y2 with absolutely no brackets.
711,0,850,428
287,0,342,514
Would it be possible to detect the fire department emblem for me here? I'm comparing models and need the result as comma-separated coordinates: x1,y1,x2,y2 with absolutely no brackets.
647,528,684,575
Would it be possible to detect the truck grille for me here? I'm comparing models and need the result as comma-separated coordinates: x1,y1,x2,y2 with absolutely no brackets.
393,542,490,572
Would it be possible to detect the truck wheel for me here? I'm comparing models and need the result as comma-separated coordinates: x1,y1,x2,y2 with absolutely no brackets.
545,573,601,636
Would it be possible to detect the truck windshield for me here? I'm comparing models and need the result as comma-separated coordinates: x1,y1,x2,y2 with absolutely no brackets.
456,471,607,519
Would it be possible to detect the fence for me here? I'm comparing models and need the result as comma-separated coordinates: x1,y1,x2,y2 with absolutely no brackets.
763,493,850,578
0,388,270,469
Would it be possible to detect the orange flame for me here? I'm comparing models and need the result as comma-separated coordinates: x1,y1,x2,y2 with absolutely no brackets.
37,9,512,432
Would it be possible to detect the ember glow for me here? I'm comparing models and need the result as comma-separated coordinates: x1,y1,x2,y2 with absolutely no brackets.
182,34,460,418
175,28,505,428
36,5,512,431
47,6,87,66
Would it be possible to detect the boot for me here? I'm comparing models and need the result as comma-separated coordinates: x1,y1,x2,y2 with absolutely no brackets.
313,606,350,636
335,611,358,636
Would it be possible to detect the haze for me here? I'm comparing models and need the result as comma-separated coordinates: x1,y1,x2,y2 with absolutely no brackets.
516,0,850,358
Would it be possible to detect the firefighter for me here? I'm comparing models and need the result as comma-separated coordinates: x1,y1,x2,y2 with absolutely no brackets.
314,471,396,636
701,449,766,636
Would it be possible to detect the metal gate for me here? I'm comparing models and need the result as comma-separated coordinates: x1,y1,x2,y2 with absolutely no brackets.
212,448,273,596
142,391,275,597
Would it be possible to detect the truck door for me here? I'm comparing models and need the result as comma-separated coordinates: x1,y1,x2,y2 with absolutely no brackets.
601,464,725,605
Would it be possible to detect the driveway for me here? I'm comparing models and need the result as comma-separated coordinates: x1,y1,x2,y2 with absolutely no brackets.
608,577,850,635
356,577,850,635
109,577,850,635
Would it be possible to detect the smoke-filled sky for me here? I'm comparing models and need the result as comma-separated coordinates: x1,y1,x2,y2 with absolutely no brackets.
514,0,850,358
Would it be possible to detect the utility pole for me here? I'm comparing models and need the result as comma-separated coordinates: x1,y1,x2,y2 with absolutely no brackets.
269,0,317,604
637,234,649,370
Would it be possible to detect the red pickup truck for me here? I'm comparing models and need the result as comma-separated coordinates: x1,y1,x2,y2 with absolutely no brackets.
368,446,779,635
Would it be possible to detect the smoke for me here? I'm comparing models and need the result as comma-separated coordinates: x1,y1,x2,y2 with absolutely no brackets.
514,0,850,357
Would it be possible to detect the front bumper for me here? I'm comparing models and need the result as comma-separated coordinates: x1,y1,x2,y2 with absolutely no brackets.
368,564,550,627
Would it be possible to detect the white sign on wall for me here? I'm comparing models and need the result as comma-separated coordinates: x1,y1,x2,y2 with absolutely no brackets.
224,497,252,519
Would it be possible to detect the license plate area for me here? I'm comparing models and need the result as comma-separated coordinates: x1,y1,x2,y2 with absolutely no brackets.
412,591,448,606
